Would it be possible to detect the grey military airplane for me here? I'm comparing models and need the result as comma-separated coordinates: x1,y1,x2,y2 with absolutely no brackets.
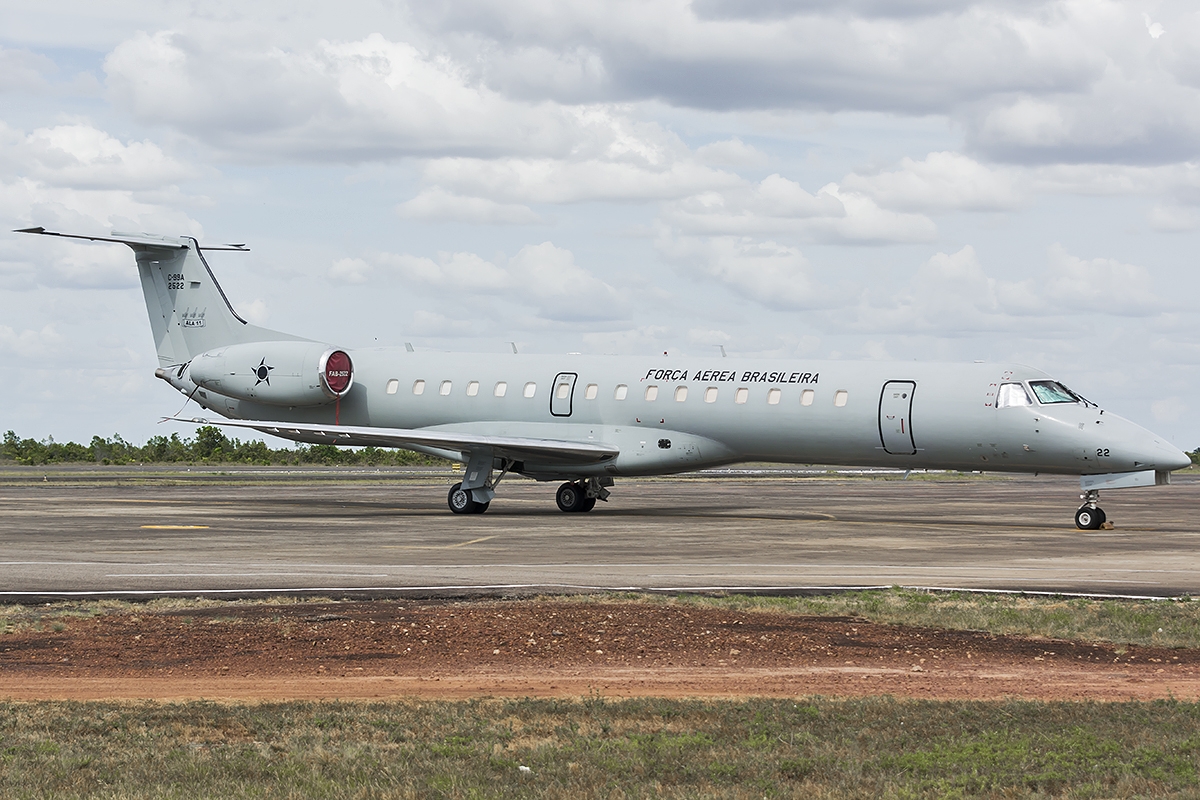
19,227,1192,527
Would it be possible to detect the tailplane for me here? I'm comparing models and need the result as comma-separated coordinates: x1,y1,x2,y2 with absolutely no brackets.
16,227,304,366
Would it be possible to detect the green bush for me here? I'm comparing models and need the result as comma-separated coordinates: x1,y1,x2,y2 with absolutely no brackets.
1,428,443,467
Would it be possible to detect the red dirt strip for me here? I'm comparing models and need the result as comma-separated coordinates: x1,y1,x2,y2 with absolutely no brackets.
2,601,1197,701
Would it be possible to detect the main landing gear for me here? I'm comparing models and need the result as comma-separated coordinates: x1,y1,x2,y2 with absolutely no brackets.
447,468,613,515
448,482,489,515
1075,488,1107,530
556,478,611,513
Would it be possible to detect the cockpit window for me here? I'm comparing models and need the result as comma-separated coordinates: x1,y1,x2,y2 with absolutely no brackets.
1029,380,1079,404
996,382,1032,408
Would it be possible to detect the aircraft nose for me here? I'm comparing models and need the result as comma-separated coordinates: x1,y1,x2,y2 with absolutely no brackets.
1160,444,1193,472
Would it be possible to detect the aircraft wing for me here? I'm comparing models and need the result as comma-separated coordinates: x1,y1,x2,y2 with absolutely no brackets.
168,416,619,465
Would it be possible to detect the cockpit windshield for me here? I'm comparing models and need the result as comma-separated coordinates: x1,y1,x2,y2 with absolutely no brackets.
1029,380,1079,405
996,382,1032,408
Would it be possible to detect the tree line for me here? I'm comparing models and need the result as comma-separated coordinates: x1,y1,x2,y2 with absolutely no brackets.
4,427,1198,468
1,428,445,467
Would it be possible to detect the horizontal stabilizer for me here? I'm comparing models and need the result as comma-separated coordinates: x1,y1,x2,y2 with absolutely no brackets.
14,227,249,251
168,416,620,465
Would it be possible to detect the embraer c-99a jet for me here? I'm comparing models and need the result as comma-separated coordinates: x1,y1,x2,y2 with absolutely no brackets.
19,227,1192,528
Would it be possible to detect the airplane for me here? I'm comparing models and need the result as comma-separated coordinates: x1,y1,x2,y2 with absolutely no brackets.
17,226,1193,527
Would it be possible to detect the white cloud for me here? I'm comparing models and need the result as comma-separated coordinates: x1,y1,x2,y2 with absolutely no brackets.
397,187,541,224
0,121,204,293
369,242,623,323
842,151,1025,212
103,30,630,162
0,46,56,92
236,299,270,326
696,137,768,167
1147,203,1200,232
662,174,936,243
329,257,371,284
0,122,197,190
657,230,820,310
581,324,670,354
1152,396,1186,423
852,243,1169,334
0,324,64,359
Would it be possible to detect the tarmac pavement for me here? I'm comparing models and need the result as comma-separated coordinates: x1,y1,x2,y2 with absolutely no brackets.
1,465,1196,598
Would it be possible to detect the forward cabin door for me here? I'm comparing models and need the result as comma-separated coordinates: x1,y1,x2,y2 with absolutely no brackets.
550,372,578,417
879,381,917,455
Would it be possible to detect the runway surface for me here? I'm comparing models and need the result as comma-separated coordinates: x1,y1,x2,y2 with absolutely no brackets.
1,466,1197,598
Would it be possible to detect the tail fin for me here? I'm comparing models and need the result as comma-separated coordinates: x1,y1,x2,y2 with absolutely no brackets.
17,228,304,365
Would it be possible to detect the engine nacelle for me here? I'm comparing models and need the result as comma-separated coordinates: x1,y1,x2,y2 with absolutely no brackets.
188,341,353,407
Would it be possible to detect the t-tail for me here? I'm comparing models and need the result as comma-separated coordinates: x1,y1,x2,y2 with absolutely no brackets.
16,227,354,416
16,227,303,364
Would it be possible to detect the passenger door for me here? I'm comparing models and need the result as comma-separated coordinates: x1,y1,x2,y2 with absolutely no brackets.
878,381,917,455
550,372,577,417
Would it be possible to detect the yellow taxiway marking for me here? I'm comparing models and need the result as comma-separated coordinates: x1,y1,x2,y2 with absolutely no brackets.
384,535,497,550
139,525,210,530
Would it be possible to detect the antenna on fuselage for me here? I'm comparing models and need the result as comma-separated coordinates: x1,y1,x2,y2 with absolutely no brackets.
508,342,518,354
715,345,727,358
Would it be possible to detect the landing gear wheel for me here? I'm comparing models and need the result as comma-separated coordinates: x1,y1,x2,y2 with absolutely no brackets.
448,482,479,515
556,482,588,513
1075,505,1104,530
579,496,597,512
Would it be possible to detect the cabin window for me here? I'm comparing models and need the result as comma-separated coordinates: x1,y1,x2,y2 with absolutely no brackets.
466,381,479,397
412,379,426,396
704,386,718,403
674,386,688,402
614,384,628,400
585,383,598,400
767,388,781,405
800,389,814,406
1029,380,1078,404
645,385,659,401
556,381,571,400
494,381,507,397
523,382,537,398
996,382,1032,408
386,379,399,395
440,380,453,396
834,390,848,407
735,387,749,404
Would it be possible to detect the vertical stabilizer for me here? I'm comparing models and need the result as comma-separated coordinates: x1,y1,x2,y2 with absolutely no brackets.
17,228,305,365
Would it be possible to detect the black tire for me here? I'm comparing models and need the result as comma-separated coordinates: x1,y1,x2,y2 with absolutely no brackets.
473,501,490,514
579,496,597,512
1096,507,1107,525
556,481,586,512
448,482,478,514
1075,506,1102,530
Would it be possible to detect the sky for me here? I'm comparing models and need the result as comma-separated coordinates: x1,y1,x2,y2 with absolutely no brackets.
1,0,1198,449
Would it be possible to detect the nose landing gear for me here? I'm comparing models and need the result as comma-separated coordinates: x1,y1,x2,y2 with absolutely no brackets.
1075,489,1107,530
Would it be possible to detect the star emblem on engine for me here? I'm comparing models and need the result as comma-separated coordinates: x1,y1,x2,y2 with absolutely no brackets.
253,358,274,386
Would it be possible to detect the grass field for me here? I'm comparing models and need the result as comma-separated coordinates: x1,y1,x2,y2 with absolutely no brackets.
1,697,1198,798
5,590,1200,797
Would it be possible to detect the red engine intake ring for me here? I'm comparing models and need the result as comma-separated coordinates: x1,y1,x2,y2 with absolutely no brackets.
318,349,354,398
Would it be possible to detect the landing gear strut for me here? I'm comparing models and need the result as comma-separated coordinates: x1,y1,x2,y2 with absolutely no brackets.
1074,489,1107,530
556,478,610,513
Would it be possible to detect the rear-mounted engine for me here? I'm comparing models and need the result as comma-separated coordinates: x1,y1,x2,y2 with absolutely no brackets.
188,341,354,407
